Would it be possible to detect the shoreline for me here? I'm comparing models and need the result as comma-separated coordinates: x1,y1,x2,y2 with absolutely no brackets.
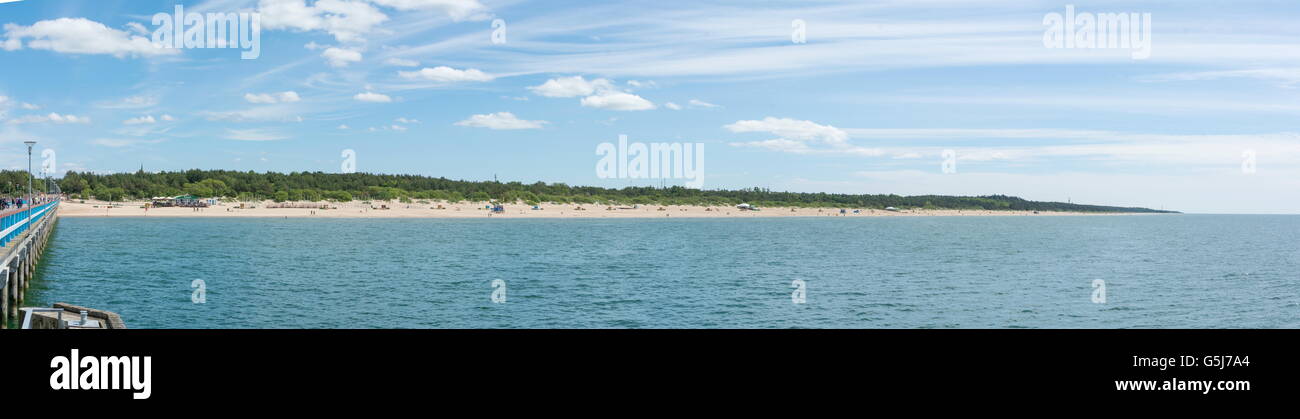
58,200,1159,219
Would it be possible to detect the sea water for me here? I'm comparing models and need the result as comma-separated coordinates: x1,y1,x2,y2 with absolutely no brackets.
24,215,1300,328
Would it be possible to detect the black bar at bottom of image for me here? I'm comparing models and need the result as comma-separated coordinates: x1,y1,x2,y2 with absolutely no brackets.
0,330,1290,404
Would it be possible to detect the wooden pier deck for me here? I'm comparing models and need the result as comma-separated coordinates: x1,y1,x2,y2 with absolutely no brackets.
0,200,60,329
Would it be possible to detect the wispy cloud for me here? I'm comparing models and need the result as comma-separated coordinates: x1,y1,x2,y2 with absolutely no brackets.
122,115,157,125
244,91,302,104
225,128,289,141
92,138,165,147
95,95,159,109
6,112,91,125
1141,68,1300,89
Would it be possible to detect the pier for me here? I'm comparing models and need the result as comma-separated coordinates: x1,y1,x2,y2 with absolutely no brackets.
0,199,60,329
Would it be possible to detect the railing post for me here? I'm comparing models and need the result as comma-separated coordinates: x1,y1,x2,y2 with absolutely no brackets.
6,263,14,321
1,267,7,329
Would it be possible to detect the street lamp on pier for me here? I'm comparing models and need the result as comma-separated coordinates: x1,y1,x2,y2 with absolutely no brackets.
24,141,35,223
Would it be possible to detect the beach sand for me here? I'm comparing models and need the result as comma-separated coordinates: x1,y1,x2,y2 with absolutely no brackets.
57,200,1140,219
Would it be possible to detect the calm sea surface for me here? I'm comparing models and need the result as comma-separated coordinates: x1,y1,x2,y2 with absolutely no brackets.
23,215,1300,328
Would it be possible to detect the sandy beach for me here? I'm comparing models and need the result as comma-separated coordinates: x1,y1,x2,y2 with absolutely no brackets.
56,200,1141,219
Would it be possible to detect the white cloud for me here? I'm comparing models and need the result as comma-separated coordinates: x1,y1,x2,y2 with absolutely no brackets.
244,93,275,103
2,18,179,58
626,80,656,89
528,76,653,110
367,0,490,21
123,115,157,125
245,91,302,103
395,117,420,124
20,102,39,110
580,91,655,111
160,114,176,121
337,124,350,129
664,100,717,110
258,0,390,43
398,66,493,82
390,124,407,131
322,47,362,67
688,99,720,108
528,76,614,98
225,128,289,141
6,112,91,125
354,92,392,102
725,117,849,146
384,57,419,67
454,112,547,130
725,117,882,156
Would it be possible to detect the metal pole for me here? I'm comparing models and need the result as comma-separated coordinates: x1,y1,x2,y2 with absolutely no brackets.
24,141,34,226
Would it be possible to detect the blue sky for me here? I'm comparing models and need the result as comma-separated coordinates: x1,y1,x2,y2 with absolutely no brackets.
1,0,1298,213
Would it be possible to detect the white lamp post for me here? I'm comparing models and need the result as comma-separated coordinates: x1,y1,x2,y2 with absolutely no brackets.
24,141,34,223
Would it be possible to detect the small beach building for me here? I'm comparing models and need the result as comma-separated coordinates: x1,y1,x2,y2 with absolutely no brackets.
172,195,208,207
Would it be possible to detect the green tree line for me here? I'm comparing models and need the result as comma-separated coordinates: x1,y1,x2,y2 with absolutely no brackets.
38,169,1174,213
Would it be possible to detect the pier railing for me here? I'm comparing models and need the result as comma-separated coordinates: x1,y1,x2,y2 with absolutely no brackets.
0,199,59,248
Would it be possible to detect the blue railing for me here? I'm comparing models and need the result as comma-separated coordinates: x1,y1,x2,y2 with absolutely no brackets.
0,199,59,248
